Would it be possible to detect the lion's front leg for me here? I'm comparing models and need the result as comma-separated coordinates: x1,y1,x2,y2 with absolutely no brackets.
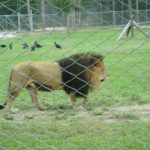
83,96,88,109
70,92,77,110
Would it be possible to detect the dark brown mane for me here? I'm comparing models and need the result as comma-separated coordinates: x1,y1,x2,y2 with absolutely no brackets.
58,53,104,98
70,52,104,66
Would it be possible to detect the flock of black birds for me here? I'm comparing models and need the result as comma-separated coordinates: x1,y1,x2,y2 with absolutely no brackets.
0,41,62,51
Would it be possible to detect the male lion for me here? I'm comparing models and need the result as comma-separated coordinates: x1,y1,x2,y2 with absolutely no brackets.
0,53,108,113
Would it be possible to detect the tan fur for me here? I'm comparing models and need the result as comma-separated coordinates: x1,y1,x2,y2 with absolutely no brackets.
6,61,62,112
11,61,62,90
85,61,108,91
5,58,108,113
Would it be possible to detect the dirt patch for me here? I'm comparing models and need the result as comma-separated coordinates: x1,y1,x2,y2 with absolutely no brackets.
35,27,67,32
0,32,19,39
1,104,150,123
99,104,150,123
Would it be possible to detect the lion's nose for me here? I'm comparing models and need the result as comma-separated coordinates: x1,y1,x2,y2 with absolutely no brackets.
101,79,105,82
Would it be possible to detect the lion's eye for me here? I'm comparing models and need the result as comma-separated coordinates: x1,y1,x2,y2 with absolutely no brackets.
95,62,101,66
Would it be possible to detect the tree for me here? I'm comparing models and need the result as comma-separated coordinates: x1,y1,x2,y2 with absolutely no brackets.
48,0,72,14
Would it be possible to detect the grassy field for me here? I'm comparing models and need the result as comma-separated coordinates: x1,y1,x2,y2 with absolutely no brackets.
0,28,150,150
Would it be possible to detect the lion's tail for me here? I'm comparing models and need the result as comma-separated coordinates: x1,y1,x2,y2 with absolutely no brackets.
0,102,6,109
0,69,13,110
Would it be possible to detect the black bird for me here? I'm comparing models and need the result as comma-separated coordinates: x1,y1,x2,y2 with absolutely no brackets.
31,44,36,51
34,41,42,48
9,42,12,50
54,42,62,49
0,44,7,48
30,41,37,51
22,42,29,49
30,41,42,51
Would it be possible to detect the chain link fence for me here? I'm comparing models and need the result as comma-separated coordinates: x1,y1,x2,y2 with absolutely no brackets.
0,9,150,31
0,0,150,150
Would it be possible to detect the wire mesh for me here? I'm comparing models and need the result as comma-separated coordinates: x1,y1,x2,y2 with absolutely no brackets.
0,0,150,150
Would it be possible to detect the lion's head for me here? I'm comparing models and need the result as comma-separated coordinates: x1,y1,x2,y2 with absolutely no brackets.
58,52,109,96
91,59,109,82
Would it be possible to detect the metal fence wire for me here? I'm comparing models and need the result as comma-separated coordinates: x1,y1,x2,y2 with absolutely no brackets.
0,0,150,150
0,0,150,31
0,9,150,31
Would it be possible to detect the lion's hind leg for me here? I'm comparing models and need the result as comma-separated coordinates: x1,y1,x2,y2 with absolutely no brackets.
6,84,22,113
26,82,46,111
6,69,30,113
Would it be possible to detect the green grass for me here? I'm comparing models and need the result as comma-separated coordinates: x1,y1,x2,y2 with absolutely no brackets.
111,112,140,120
0,27,150,149
0,119,150,150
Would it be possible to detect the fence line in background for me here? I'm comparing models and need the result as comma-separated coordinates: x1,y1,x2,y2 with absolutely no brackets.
0,9,150,32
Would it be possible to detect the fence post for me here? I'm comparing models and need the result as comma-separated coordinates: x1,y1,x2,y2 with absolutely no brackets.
136,0,139,22
29,9,33,32
41,0,46,30
112,0,116,27
72,12,75,31
27,0,33,32
5,15,8,30
18,12,21,32
99,0,103,26
112,11,116,27
67,14,70,32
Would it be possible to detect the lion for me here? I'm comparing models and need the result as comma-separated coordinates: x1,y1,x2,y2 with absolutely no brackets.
0,52,108,113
